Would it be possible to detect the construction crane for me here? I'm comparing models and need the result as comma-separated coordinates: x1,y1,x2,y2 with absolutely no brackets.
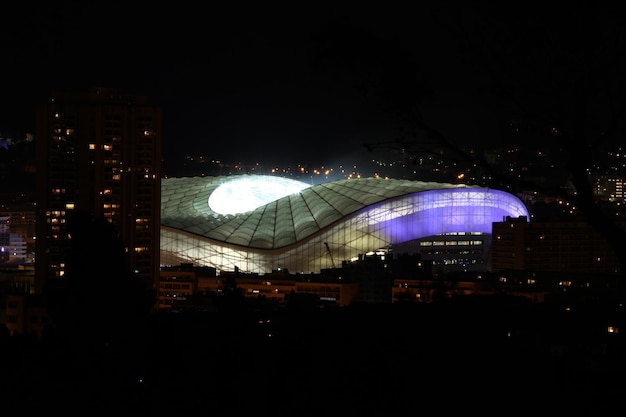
324,242,336,268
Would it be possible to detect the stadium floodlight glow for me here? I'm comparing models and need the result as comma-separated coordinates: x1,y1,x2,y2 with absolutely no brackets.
208,176,310,215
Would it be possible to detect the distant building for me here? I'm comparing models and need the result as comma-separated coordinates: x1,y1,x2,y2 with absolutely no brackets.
162,253,556,309
392,275,488,303
159,263,217,310
161,175,530,276
35,87,162,294
0,216,29,264
294,276,360,307
159,263,361,309
4,292,49,338
0,209,35,249
593,175,625,202
491,216,622,276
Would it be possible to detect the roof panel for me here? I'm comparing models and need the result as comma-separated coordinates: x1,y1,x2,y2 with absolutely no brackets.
161,175,487,250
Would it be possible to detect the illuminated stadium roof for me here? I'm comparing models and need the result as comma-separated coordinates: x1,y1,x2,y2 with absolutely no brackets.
161,175,530,274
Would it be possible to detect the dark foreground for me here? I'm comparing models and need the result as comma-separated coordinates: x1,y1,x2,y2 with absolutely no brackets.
2,296,626,416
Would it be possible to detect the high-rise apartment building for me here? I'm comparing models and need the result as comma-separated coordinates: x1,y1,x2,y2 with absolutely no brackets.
34,87,162,294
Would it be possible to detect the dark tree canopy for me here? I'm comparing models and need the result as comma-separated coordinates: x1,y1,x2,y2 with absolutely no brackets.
48,210,154,345
309,6,626,286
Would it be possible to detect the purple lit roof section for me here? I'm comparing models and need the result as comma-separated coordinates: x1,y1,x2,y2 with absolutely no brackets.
372,188,529,243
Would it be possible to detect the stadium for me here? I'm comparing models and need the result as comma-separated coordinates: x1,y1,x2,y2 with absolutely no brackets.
160,175,529,274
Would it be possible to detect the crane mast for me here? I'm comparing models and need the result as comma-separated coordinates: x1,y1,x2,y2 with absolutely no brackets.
324,242,336,269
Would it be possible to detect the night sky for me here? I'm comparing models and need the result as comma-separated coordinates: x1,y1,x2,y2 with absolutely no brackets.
2,3,621,168
0,4,473,163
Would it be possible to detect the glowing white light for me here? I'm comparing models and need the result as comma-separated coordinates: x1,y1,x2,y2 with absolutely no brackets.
209,176,310,215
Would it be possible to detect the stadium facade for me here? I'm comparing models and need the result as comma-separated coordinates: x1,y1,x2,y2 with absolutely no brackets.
161,175,529,275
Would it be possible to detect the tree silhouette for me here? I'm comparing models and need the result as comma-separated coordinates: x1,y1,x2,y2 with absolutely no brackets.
309,7,626,290
46,209,155,378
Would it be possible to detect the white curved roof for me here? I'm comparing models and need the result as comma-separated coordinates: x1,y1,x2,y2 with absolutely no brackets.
161,175,489,250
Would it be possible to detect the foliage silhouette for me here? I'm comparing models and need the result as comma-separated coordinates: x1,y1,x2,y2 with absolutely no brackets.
45,209,155,378
310,8,626,290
